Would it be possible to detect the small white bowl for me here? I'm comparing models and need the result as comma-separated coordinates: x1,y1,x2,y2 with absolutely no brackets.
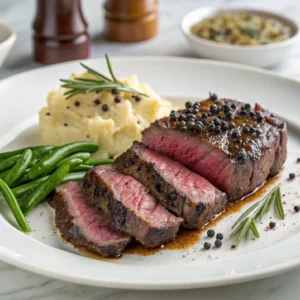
181,5,300,68
0,23,16,68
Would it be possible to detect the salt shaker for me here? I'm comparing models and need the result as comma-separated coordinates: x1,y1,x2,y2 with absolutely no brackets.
33,0,90,65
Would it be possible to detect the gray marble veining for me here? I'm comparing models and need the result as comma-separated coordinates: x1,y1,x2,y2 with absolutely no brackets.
1,0,300,299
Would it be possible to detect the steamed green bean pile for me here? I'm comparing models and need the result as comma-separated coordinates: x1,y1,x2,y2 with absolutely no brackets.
0,142,113,232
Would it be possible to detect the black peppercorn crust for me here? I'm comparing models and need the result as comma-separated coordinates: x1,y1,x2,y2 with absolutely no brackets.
143,98,287,201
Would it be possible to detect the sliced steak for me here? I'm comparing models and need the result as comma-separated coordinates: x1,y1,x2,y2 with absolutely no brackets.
48,181,131,257
142,98,287,201
114,142,226,229
82,165,183,248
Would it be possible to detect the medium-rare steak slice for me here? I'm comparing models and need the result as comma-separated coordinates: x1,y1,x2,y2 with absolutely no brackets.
82,165,183,248
142,97,287,201
114,142,227,229
48,181,131,257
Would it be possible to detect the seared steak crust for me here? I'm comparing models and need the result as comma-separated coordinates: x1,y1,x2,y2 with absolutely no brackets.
49,182,130,257
82,166,183,248
143,98,287,201
114,142,226,229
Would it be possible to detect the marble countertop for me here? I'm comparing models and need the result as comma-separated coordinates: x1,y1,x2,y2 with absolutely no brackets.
1,0,300,299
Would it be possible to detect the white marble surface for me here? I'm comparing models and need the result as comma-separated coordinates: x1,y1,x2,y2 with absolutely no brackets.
1,0,300,299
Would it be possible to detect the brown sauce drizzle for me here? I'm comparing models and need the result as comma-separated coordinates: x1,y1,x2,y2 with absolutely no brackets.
78,177,280,259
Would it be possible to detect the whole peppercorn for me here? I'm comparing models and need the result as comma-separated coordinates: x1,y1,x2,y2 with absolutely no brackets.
210,104,218,114
114,96,121,103
207,229,215,237
209,92,218,101
269,222,276,229
215,126,221,134
94,99,101,105
180,126,187,132
170,113,178,121
194,103,201,109
185,108,193,114
179,120,186,127
215,239,222,248
135,95,141,102
223,105,231,113
102,104,109,111
46,112,51,116
195,124,203,133
202,113,208,119
192,108,199,114
179,114,187,121
226,111,233,119
250,111,256,117
249,126,255,133
221,123,228,131
208,124,216,132
216,233,223,240
232,130,240,138
242,126,250,134
256,129,262,135
270,113,276,117
203,242,211,250
187,114,196,121
289,173,296,180
74,101,80,107
112,89,118,95
187,121,195,129
231,104,236,109
244,103,251,109
257,115,263,122
213,118,221,126
185,101,193,108
229,122,235,129
294,206,300,212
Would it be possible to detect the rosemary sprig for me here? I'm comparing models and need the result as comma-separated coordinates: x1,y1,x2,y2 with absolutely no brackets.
60,54,149,99
230,184,284,246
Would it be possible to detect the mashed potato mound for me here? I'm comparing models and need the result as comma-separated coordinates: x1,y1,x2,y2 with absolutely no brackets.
39,72,173,158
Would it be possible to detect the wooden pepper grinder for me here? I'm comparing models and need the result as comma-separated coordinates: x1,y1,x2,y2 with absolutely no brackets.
33,0,90,65
104,0,158,42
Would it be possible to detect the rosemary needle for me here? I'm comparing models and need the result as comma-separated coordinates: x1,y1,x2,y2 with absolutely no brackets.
230,184,283,247
60,54,149,99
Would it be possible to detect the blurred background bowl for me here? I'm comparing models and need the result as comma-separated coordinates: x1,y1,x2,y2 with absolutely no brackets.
0,23,16,68
181,5,299,68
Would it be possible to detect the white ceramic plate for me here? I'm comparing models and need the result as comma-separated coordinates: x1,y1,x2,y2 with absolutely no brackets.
0,57,300,290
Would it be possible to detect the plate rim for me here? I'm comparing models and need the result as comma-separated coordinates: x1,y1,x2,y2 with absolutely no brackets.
1,56,300,290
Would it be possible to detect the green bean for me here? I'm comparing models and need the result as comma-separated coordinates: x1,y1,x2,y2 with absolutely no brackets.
47,152,91,174
12,171,86,199
21,158,83,215
28,142,99,180
85,158,114,165
29,158,39,167
73,164,92,172
10,169,30,188
32,146,56,159
0,179,31,232
0,169,10,179
0,155,21,172
4,150,32,187
12,176,48,199
0,146,53,160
